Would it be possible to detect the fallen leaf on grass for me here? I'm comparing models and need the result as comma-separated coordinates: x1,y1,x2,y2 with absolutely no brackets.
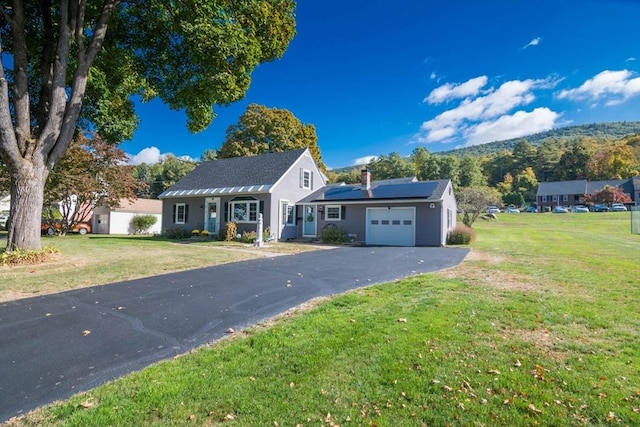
528,404,542,414
487,369,500,375
79,398,97,409
398,318,407,323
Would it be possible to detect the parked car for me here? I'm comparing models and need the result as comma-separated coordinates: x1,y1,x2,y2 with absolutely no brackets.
610,203,627,212
505,207,520,213
593,204,610,212
524,206,537,213
486,206,501,214
41,220,92,235
0,214,7,229
572,205,589,213
552,206,569,213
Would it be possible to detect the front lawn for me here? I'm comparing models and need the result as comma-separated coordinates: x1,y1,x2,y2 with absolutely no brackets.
0,234,318,302
4,213,640,426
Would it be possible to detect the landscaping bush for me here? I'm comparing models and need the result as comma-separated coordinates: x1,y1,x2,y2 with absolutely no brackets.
447,224,476,245
224,222,237,241
131,215,157,234
163,228,190,239
240,231,257,243
320,224,347,244
191,229,200,236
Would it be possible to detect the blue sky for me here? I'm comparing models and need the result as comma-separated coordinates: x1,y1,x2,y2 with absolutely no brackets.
122,0,640,169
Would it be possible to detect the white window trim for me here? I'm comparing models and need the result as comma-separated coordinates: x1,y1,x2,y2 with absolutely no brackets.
283,202,296,226
301,168,312,190
175,203,186,224
230,200,259,223
325,205,342,221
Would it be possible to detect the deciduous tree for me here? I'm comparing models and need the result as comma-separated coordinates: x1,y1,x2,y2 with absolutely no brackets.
457,186,502,227
368,152,413,180
44,134,142,234
219,104,326,172
0,1,296,251
585,185,632,204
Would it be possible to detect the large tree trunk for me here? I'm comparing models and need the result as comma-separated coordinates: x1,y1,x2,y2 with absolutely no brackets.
6,163,48,251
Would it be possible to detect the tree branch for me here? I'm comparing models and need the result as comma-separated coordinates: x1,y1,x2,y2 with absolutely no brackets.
50,0,120,165
9,0,31,156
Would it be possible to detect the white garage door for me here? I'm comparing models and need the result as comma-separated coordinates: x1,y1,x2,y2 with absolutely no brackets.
366,207,416,246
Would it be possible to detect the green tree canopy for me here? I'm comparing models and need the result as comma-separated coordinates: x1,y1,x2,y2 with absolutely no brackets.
0,1,296,251
368,152,414,180
219,104,326,172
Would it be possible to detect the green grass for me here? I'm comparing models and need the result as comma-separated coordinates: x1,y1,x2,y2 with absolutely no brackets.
4,213,640,426
0,235,317,301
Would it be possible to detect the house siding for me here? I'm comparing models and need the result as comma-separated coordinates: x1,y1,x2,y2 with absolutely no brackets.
160,150,325,241
315,201,449,246
162,197,206,233
311,180,457,247
269,152,326,241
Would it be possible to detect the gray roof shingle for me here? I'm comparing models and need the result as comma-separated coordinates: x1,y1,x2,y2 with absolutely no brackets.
159,149,307,198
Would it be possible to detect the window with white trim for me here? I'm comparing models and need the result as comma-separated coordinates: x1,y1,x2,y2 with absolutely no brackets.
281,202,295,226
562,195,568,202
174,203,187,224
230,198,259,223
301,169,312,189
326,205,342,221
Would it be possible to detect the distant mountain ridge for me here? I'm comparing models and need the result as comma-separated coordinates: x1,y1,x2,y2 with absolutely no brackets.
330,121,640,173
439,121,640,157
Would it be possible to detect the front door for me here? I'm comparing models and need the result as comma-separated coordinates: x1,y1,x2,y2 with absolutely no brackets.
205,197,220,234
303,205,317,237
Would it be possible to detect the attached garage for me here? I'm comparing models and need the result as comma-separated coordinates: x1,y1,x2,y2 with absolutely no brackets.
366,207,415,246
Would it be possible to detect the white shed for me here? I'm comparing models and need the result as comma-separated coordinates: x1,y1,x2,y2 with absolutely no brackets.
93,199,162,235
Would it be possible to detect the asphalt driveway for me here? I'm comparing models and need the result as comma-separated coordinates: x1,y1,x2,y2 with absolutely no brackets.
0,245,469,422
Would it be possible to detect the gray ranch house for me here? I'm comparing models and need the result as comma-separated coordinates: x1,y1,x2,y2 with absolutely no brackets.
298,169,457,247
160,150,458,246
159,149,326,241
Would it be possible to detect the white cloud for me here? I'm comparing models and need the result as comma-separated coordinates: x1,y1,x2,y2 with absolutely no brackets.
523,37,541,49
556,69,640,106
352,155,378,166
419,77,559,144
424,76,488,104
463,107,559,147
127,146,166,165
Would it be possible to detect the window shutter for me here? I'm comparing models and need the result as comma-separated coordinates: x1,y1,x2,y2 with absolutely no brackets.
172,204,176,223
310,172,314,190
299,168,304,188
184,204,189,223
341,206,346,220
224,202,229,222
259,200,265,214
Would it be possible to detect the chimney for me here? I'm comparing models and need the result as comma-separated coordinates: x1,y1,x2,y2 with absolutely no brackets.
361,168,371,190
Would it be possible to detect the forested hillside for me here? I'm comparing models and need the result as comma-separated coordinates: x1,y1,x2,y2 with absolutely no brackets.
440,121,640,157
327,122,640,207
